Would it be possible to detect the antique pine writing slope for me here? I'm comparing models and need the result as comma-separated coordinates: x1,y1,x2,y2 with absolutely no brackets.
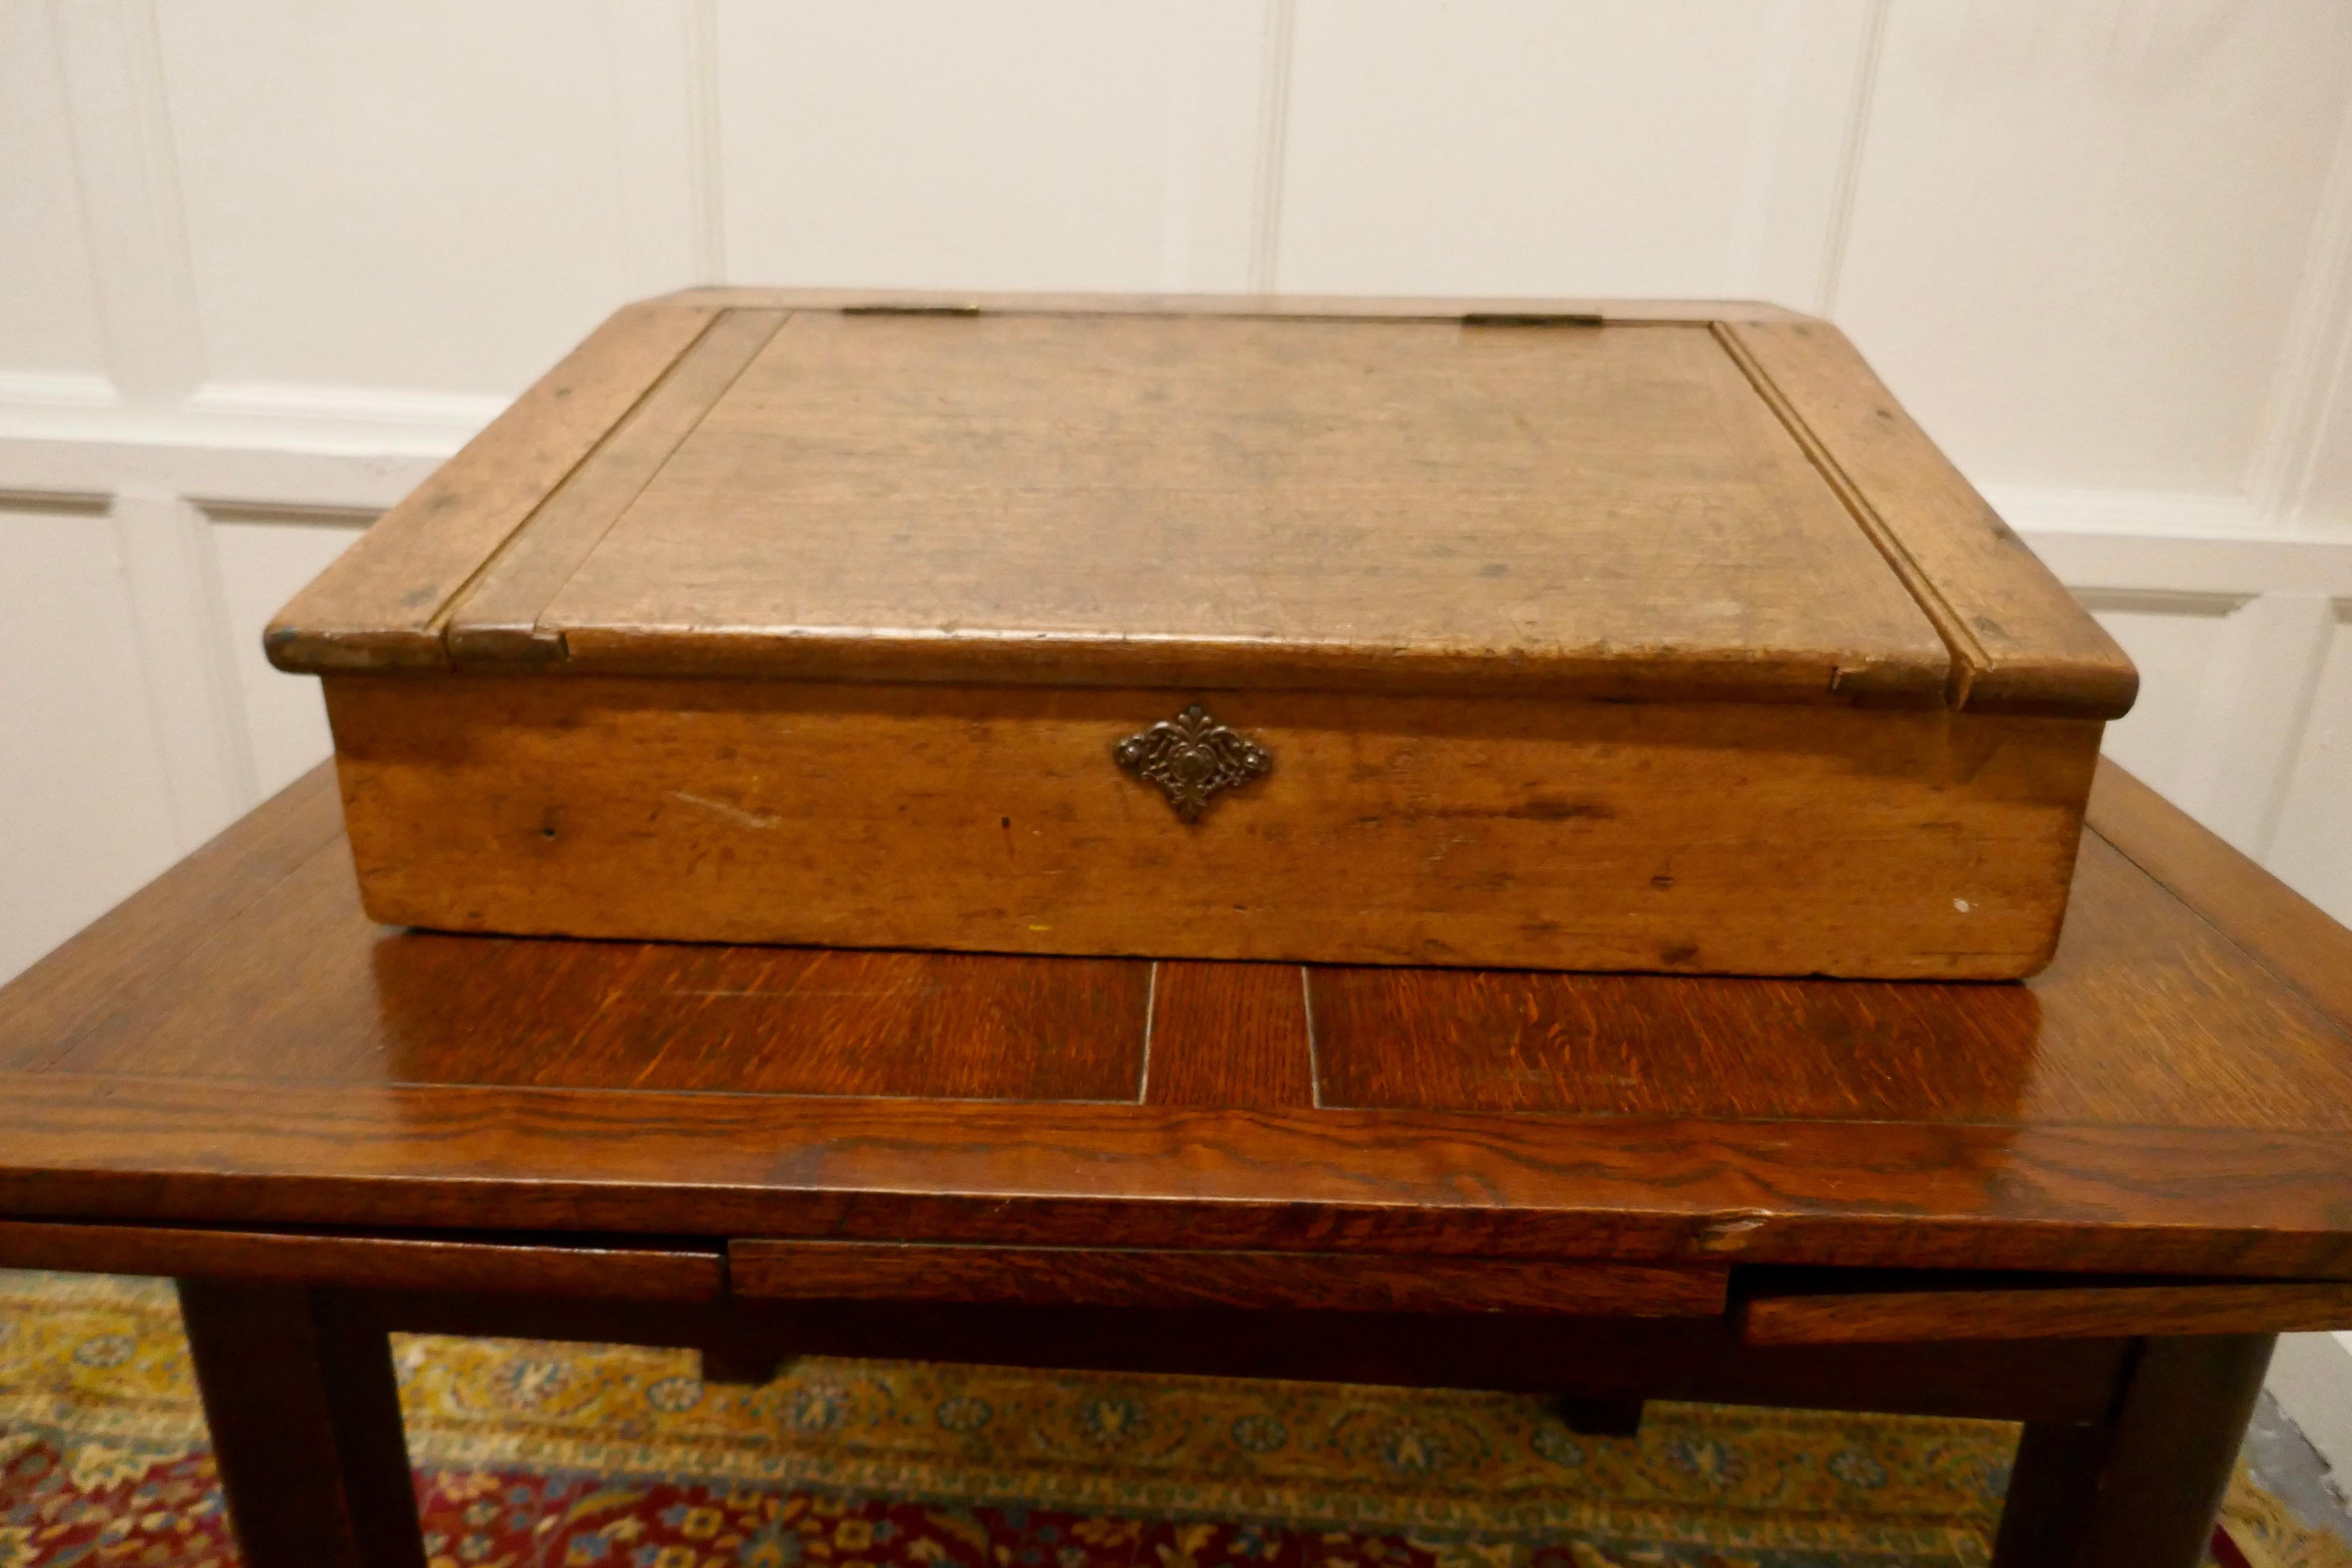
267,291,2135,979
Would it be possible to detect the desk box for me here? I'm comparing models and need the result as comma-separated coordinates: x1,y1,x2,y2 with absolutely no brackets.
268,292,2135,979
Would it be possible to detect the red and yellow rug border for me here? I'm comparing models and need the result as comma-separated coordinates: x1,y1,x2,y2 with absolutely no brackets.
3,1269,2341,1568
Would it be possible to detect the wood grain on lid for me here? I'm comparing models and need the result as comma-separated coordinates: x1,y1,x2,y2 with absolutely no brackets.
264,293,2131,719
1719,318,2138,717
445,308,790,667
264,300,720,672
530,311,1951,703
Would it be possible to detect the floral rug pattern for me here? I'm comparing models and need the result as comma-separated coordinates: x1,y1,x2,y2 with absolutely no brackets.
0,1269,2331,1568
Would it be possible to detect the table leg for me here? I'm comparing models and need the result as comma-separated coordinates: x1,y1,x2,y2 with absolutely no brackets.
176,1280,428,1568
1990,1333,2273,1568
1549,1396,1645,1436
1990,1421,2109,1567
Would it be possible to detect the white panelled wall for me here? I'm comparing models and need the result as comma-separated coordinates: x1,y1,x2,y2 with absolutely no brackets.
6,2,2352,1421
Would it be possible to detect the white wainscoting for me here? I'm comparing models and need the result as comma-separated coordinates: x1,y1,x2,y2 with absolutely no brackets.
0,490,182,979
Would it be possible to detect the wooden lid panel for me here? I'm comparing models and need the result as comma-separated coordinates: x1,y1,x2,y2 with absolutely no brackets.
1721,318,2138,717
525,310,1950,703
264,300,720,672
266,292,2131,720
444,308,790,667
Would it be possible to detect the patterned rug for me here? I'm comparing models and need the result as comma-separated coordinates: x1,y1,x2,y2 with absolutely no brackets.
0,1270,2337,1568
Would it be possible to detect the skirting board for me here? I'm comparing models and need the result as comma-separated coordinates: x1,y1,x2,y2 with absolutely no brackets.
2266,1332,2352,1487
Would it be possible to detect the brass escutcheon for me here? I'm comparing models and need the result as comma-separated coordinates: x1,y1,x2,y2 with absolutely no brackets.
1113,704,1272,823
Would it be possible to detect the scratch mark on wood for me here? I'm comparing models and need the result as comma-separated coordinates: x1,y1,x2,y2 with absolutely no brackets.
669,790,781,830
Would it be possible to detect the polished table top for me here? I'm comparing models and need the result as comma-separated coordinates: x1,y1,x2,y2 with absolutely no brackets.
1,759,2349,1283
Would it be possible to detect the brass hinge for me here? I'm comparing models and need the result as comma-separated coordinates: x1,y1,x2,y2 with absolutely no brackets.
1461,312,1605,328
841,303,981,317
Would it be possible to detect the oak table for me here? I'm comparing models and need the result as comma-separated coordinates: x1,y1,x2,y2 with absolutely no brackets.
3,760,2351,1567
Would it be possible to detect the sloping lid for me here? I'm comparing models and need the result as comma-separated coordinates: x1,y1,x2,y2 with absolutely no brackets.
267,294,2136,716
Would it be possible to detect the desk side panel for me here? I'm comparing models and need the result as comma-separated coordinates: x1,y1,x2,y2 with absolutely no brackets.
323,673,2096,980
